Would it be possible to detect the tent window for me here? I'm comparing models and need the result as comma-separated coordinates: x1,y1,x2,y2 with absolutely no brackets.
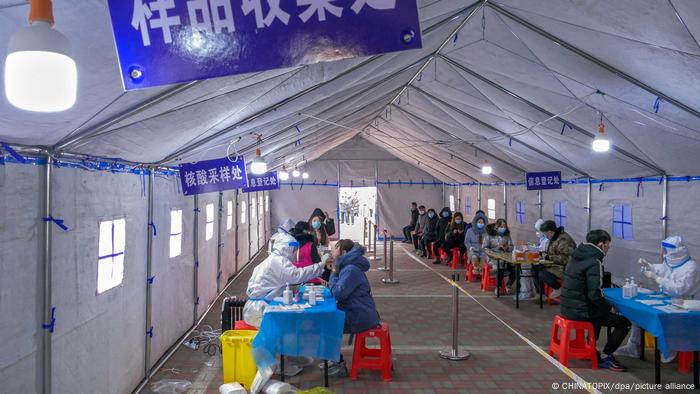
251,197,257,219
226,200,233,230
487,199,496,220
265,194,269,212
613,205,634,241
449,195,455,212
516,201,526,225
554,201,567,228
97,218,126,294
465,197,472,214
258,195,264,215
205,203,214,241
241,201,247,224
169,210,182,258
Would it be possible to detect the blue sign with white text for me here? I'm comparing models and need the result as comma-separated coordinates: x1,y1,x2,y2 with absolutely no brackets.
243,171,280,192
179,156,248,196
526,171,562,191
107,0,423,90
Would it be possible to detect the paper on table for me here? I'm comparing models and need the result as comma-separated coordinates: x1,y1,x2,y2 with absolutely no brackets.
636,299,666,306
637,288,655,294
648,294,669,299
654,305,689,314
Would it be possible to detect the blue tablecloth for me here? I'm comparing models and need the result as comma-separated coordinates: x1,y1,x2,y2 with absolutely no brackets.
603,288,700,357
251,287,345,370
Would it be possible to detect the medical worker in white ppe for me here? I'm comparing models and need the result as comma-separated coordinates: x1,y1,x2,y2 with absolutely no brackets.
534,219,549,252
616,235,700,360
243,229,326,327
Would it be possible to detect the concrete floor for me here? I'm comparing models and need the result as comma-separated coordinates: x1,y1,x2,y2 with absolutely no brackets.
143,243,697,394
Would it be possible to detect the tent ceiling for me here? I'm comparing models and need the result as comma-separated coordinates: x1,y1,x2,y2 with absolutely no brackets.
1,0,700,182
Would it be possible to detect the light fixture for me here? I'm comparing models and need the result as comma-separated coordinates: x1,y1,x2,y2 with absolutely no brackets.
292,169,301,178
250,136,267,174
278,166,289,181
592,114,610,152
5,0,77,112
302,172,309,179
481,161,493,175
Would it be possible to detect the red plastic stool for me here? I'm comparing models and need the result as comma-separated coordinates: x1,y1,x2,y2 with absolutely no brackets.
234,320,258,331
438,247,446,263
480,263,506,292
428,242,435,259
678,352,694,373
549,315,598,369
544,279,563,305
450,248,460,270
351,322,393,381
466,262,477,282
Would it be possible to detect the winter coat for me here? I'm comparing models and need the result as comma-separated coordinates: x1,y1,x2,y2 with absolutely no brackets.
545,228,577,278
329,245,380,334
436,208,452,242
464,212,488,252
409,208,419,227
482,225,514,252
445,221,466,242
310,208,335,237
422,214,440,240
415,212,428,233
560,243,611,321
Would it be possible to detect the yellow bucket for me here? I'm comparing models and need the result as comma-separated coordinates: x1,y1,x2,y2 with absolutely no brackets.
220,330,258,390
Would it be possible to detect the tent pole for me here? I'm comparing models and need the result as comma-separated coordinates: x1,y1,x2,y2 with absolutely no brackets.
662,175,669,238
234,189,239,273
587,178,592,233
41,154,53,394
337,161,341,239
364,136,460,183
538,190,543,220
375,160,379,228
503,183,508,223
443,183,446,208
193,195,200,324
248,194,252,266
216,192,223,293
144,170,154,375
477,183,482,211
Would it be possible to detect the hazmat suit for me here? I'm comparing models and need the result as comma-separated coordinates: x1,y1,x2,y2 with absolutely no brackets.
243,230,324,327
616,235,700,361
534,218,549,252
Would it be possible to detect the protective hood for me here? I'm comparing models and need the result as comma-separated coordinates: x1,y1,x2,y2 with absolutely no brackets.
310,208,326,222
662,236,691,268
535,219,545,232
335,245,370,273
471,212,488,233
278,218,296,232
269,231,299,261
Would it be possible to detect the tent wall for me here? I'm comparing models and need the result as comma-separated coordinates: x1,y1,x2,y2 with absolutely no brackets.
0,161,269,394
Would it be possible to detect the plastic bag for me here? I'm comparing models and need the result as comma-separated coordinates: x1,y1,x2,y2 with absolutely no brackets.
150,379,192,394
262,379,296,394
250,365,274,394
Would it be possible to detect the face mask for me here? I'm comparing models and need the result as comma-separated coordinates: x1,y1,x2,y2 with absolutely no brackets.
312,221,321,229
428,212,435,218
497,227,506,235
455,219,463,224
442,212,449,218
419,210,425,215
476,223,485,229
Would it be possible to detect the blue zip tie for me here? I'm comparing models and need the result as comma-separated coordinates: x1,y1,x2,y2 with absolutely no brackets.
146,326,153,338
42,307,56,333
194,208,201,212
147,276,156,285
149,222,157,236
217,271,222,279
43,216,69,231
653,97,661,113
195,261,199,268
660,216,669,221
195,297,200,305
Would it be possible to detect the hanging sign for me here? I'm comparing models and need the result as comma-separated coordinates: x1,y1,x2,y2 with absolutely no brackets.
526,171,562,191
179,156,248,196
243,171,280,192
107,0,423,90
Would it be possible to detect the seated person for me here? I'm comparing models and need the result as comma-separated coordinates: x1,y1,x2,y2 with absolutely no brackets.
536,220,576,300
431,207,452,262
464,211,488,274
617,235,700,360
403,202,419,243
419,208,439,258
482,219,515,290
412,205,428,252
439,211,467,265
327,240,380,377
560,230,631,372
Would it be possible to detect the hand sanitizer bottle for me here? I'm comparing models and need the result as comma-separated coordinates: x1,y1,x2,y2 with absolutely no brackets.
308,286,317,306
283,283,293,305
630,277,638,298
623,278,632,299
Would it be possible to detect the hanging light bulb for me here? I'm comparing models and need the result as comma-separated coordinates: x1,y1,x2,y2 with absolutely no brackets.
292,168,301,178
481,161,493,175
278,165,289,181
592,114,611,153
302,172,309,179
5,0,77,112
250,136,267,174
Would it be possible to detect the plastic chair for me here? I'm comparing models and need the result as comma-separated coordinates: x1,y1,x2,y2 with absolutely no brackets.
234,320,258,331
466,262,477,283
678,352,694,373
351,322,393,382
428,242,435,259
480,263,506,293
450,248,460,270
549,315,598,369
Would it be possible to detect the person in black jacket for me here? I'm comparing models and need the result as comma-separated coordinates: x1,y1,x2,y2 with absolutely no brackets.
431,207,451,263
560,230,631,372
402,202,419,243
419,208,439,258
309,208,335,238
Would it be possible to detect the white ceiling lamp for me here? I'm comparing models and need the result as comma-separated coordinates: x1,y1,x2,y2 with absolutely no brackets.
278,165,289,181
5,0,77,112
592,114,611,153
250,136,267,174
292,168,301,178
481,161,493,175
302,171,309,179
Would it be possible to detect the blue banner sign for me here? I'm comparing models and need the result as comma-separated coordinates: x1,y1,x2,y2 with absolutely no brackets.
179,156,248,196
526,171,562,191
107,0,423,90
243,171,280,192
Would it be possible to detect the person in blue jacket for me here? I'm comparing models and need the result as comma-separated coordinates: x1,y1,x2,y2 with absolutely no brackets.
326,239,380,377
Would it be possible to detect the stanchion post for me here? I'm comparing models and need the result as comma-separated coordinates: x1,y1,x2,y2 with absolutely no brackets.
382,235,399,284
367,221,374,253
440,273,470,361
378,230,389,271
373,225,379,261
368,223,381,261
363,218,368,247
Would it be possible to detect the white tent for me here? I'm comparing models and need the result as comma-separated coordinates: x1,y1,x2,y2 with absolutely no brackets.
2,0,700,393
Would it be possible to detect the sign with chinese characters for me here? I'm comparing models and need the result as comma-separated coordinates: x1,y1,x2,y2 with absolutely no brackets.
526,171,562,191
107,0,423,90
243,171,279,192
178,157,248,195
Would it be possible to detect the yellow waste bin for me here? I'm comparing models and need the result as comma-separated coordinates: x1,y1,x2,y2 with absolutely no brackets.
220,330,258,390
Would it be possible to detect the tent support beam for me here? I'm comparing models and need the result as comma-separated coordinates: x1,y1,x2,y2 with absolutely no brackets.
662,175,669,239
439,55,665,175
412,85,590,178
145,170,154,375
537,190,543,219
487,2,700,121
193,195,199,324
478,183,482,211
216,192,223,293
392,105,526,176
587,178,592,233
503,183,508,223
41,154,53,394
